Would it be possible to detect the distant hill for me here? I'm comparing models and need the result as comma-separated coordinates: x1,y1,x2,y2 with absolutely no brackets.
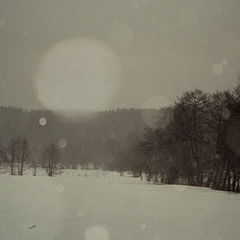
0,106,172,168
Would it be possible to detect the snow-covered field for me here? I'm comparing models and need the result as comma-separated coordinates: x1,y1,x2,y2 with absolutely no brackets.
1,170,240,240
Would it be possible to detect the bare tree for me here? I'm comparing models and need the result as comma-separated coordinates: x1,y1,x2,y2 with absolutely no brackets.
9,139,18,175
32,153,40,176
43,143,60,176
0,142,6,168
18,137,29,176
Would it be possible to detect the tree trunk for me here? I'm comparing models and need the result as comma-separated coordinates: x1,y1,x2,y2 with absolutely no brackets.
232,171,237,192
147,171,152,182
49,151,54,177
10,159,14,175
227,172,231,191
10,148,15,176
20,152,25,176
222,160,230,190
216,163,225,189
236,178,240,193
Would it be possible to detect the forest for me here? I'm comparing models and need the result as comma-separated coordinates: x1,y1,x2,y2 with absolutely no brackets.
0,81,240,192
122,81,240,192
0,107,161,174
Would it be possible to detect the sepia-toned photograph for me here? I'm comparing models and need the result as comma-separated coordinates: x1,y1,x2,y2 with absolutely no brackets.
0,0,240,239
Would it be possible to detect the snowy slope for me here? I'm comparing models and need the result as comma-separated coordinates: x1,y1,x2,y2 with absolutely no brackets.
0,171,240,240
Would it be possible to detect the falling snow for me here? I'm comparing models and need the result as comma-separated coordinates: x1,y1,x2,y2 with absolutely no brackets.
212,63,224,75
58,138,67,148
39,117,47,126
221,59,227,66
222,108,231,120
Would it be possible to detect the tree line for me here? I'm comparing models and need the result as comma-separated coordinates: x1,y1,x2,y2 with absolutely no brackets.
1,82,240,190
120,82,240,192
0,107,161,173
0,137,60,176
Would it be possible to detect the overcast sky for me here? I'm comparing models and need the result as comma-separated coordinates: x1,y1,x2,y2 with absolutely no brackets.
1,0,240,111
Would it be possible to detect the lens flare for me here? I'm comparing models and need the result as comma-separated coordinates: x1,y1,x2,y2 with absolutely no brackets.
34,38,121,114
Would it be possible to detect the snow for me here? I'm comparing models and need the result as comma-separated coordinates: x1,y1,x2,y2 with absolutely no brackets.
0,170,240,240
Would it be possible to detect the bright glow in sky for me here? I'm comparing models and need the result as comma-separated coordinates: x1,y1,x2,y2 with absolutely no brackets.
35,38,121,112
1,0,240,110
